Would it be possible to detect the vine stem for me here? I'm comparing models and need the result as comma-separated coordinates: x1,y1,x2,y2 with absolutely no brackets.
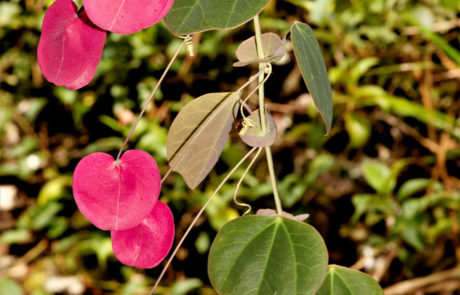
253,14,283,215
116,36,189,162
150,147,258,294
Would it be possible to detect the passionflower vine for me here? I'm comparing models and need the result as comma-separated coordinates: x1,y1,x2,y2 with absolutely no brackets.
72,150,175,268
37,0,175,89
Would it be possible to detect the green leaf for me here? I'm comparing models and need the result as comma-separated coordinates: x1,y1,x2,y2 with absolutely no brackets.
163,0,271,35
208,215,328,295
397,178,442,201
316,265,383,295
362,162,390,195
0,279,23,295
167,92,240,189
345,113,371,148
233,33,286,67
291,22,333,134
239,108,277,147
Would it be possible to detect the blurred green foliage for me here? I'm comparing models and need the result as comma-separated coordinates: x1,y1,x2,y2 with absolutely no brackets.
1,0,459,294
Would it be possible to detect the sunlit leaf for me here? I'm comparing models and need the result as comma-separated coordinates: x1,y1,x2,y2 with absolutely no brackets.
208,215,328,295
163,0,271,35
37,0,106,90
233,33,286,67
111,201,174,268
167,92,240,189
239,108,276,147
291,22,333,134
72,150,161,230
316,265,383,295
345,113,371,148
83,0,174,34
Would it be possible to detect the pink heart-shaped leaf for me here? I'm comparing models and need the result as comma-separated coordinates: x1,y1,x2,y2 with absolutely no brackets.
82,0,174,34
72,150,161,230
37,0,106,90
111,201,175,268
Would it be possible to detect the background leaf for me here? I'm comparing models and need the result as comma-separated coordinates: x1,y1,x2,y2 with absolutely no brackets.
167,92,240,189
291,21,333,134
163,0,271,35
316,265,383,295
208,215,328,295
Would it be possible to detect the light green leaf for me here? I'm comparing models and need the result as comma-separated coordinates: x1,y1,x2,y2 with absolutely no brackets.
234,33,286,67
362,162,390,195
0,279,23,295
239,108,276,147
167,92,240,189
163,0,271,35
208,215,328,295
316,265,383,295
291,22,333,134
397,178,442,201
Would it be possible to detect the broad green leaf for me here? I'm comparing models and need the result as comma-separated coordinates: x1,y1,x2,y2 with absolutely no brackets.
316,265,383,295
239,108,276,147
208,215,328,295
167,92,240,189
233,33,286,67
163,0,271,35
291,22,333,134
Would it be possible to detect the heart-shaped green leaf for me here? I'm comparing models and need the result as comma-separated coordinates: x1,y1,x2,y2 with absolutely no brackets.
316,265,384,295
163,0,270,35
291,22,333,134
167,92,240,189
208,215,328,295
239,108,276,147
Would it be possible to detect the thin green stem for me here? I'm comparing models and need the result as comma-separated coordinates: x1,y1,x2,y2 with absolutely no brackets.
116,36,189,162
150,147,258,294
253,14,283,215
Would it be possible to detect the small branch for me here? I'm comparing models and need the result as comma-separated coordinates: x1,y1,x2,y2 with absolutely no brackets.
253,14,283,215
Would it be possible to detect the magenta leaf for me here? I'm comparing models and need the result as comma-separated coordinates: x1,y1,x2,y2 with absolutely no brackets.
111,201,175,268
82,0,174,34
37,0,106,90
72,150,161,230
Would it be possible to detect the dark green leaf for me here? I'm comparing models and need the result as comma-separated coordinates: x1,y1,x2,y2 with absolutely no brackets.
208,215,328,295
316,265,383,295
291,22,333,134
164,0,271,35
167,92,240,189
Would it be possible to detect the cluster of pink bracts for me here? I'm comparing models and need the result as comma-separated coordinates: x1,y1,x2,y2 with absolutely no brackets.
72,150,175,268
37,0,174,90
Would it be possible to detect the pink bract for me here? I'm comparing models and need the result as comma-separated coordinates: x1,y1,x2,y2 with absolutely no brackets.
72,150,161,230
111,201,175,268
82,0,175,34
37,0,106,90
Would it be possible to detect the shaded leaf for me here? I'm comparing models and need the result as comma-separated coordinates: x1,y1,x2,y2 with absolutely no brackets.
111,201,174,268
37,0,106,90
167,92,240,189
208,215,328,295
163,0,270,35
72,150,161,230
316,265,383,295
291,22,333,134
239,108,276,147
83,0,174,34
233,33,286,67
